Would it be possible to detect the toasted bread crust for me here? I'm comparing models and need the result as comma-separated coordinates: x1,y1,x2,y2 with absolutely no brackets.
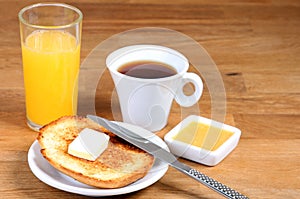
37,116,154,188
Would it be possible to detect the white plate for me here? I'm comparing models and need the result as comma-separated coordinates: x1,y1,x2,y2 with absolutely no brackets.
28,122,169,196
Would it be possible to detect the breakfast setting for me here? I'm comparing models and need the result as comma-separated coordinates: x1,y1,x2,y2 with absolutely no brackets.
1,1,299,199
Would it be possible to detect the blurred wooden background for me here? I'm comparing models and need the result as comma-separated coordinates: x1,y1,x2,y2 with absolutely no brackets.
0,0,299,198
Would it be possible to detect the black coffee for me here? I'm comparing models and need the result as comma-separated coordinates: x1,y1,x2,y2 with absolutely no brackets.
118,61,177,79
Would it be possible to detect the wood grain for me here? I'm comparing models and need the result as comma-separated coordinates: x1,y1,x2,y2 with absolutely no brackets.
0,0,299,198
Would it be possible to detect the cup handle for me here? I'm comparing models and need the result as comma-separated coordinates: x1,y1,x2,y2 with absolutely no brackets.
175,72,203,107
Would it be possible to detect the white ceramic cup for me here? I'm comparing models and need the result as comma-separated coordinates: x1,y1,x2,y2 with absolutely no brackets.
106,45,203,132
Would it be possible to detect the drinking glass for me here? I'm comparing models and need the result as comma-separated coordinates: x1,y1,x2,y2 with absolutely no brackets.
19,3,82,131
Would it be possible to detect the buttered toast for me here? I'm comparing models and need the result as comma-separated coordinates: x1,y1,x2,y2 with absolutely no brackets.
37,116,154,188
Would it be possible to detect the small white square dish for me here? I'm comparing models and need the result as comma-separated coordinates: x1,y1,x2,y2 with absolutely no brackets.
164,115,241,166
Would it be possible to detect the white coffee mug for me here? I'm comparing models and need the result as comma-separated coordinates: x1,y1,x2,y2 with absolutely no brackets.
106,45,203,132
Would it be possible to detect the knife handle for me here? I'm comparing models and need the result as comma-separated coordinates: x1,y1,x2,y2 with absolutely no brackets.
172,161,249,199
188,168,249,199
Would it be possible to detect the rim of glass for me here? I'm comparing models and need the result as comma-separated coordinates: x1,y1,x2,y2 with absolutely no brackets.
18,3,83,29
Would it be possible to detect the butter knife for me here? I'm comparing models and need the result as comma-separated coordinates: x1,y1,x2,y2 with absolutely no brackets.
87,115,249,199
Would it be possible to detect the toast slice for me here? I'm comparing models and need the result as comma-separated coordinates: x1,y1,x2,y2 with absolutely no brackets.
37,116,155,188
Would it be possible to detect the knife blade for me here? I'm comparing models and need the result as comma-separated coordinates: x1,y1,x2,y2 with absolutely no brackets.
87,115,249,199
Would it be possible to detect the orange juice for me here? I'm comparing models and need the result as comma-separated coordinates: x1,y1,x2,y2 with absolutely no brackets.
22,30,80,126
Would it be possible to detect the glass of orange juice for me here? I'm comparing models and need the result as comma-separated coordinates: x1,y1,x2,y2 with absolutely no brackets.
18,3,82,131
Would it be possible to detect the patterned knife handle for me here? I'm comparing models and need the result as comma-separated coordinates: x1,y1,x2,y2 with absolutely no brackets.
188,168,249,199
172,161,249,199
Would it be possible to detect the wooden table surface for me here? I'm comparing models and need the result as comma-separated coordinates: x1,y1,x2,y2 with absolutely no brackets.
1,0,299,198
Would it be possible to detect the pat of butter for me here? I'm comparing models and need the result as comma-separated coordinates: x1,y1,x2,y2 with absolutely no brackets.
68,128,110,161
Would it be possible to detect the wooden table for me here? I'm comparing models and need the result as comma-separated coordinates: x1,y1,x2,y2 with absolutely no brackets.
1,0,299,198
